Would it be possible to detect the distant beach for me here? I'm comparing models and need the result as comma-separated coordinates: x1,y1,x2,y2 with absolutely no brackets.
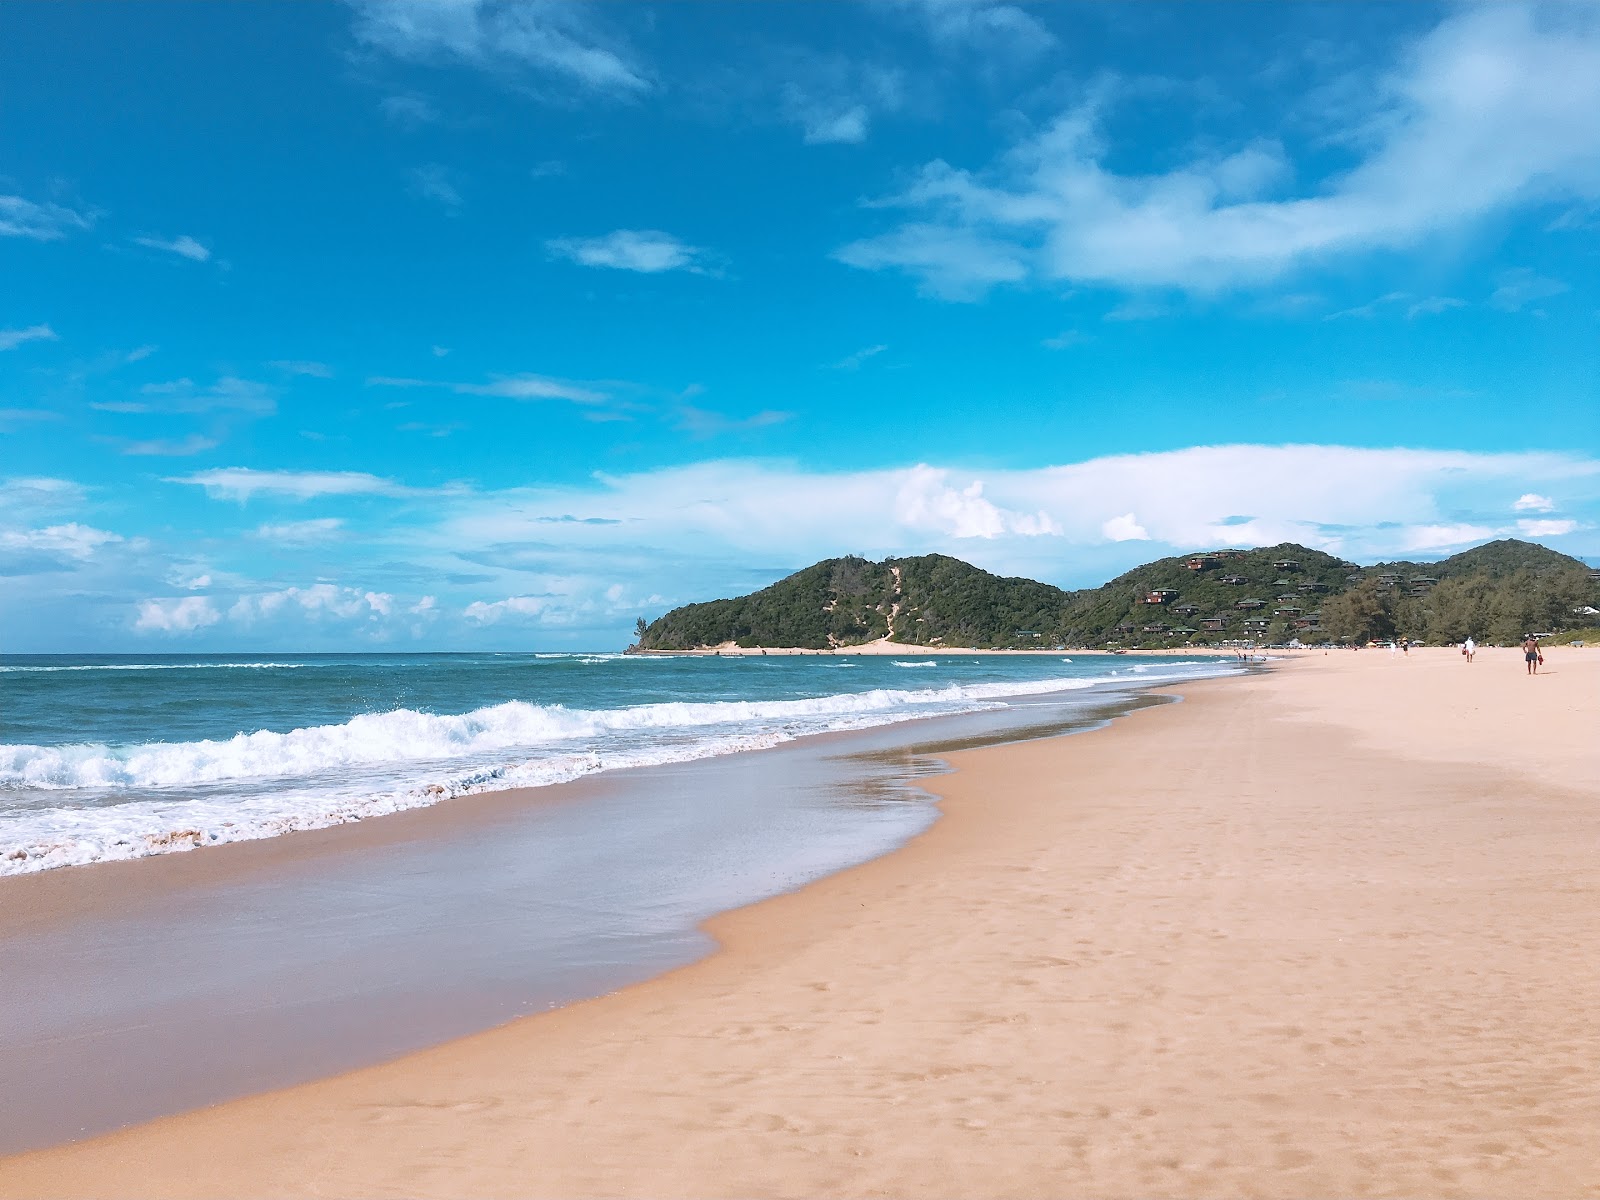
4,647,1597,1197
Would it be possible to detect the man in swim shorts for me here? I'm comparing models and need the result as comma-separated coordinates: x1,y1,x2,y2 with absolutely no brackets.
1523,634,1541,675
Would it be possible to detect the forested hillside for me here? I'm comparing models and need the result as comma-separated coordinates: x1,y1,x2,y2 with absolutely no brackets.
632,539,1598,650
635,555,1072,650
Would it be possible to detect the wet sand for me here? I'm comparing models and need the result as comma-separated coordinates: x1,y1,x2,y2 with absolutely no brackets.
4,648,1597,1197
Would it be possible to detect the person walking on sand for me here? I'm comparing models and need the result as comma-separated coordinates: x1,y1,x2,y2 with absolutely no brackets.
1523,634,1542,675
1463,636,1476,663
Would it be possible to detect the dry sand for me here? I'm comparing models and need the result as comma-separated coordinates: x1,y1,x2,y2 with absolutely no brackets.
5,647,1597,1198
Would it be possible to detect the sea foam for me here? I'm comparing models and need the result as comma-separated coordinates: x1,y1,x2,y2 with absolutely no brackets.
1,662,1230,874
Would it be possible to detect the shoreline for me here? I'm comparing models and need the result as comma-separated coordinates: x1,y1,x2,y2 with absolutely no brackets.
628,641,1251,656
5,648,1598,1196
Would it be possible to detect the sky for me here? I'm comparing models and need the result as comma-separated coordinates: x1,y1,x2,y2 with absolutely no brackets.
2,0,1598,652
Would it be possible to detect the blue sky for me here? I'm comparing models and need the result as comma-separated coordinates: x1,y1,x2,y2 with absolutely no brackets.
2,0,1598,651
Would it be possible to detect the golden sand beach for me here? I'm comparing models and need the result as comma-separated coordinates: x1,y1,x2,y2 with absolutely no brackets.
4,647,1597,1198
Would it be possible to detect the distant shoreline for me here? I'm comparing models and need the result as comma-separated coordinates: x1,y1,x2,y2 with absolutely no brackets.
627,639,1244,658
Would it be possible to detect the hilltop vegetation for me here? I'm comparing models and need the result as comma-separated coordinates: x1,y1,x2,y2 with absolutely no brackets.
636,555,1071,650
633,539,1598,650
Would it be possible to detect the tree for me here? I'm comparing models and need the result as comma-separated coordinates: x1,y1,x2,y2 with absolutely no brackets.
634,616,649,642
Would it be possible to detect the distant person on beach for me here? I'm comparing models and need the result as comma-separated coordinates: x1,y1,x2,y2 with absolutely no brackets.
1523,634,1542,675
1463,636,1476,662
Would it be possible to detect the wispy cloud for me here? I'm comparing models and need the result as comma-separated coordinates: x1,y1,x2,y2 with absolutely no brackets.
0,324,58,351
894,0,1056,60
1489,268,1569,313
135,376,277,415
349,0,649,97
121,434,220,457
167,467,426,501
368,373,607,404
779,59,904,146
254,517,345,544
380,93,439,126
830,344,887,370
407,163,463,210
1517,518,1579,537
1514,493,1555,513
132,234,211,262
674,407,792,438
269,360,334,378
1042,330,1091,349
837,7,1600,297
1326,292,1468,321
0,194,94,241
546,229,709,274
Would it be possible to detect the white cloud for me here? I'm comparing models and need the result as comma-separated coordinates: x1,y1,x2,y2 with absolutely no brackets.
547,229,707,274
1488,268,1569,312
380,94,439,126
431,446,1600,579
169,468,419,502
1399,523,1496,552
796,105,868,146
229,584,396,625
830,344,888,370
369,373,607,404
254,518,345,544
464,595,550,624
1514,492,1555,512
121,435,220,457
1042,330,1091,349
408,163,463,209
269,360,333,378
137,376,276,415
893,465,1060,539
898,0,1056,59
0,324,58,351
0,194,93,240
350,0,649,96
1101,513,1150,542
837,7,1600,296
0,477,87,512
1518,518,1579,537
0,523,123,560
135,596,221,634
133,234,211,262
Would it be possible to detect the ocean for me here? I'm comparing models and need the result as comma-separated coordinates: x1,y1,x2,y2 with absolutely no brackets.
1,651,1237,875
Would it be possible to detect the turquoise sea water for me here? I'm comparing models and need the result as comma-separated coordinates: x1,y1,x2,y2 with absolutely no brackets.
0,651,1237,873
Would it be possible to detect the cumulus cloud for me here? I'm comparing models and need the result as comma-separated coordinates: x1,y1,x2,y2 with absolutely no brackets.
132,234,211,262
228,584,395,624
0,194,94,240
1514,493,1555,512
349,0,649,96
431,446,1600,582
0,324,58,351
837,6,1600,297
135,596,221,633
546,229,708,274
1101,513,1150,542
